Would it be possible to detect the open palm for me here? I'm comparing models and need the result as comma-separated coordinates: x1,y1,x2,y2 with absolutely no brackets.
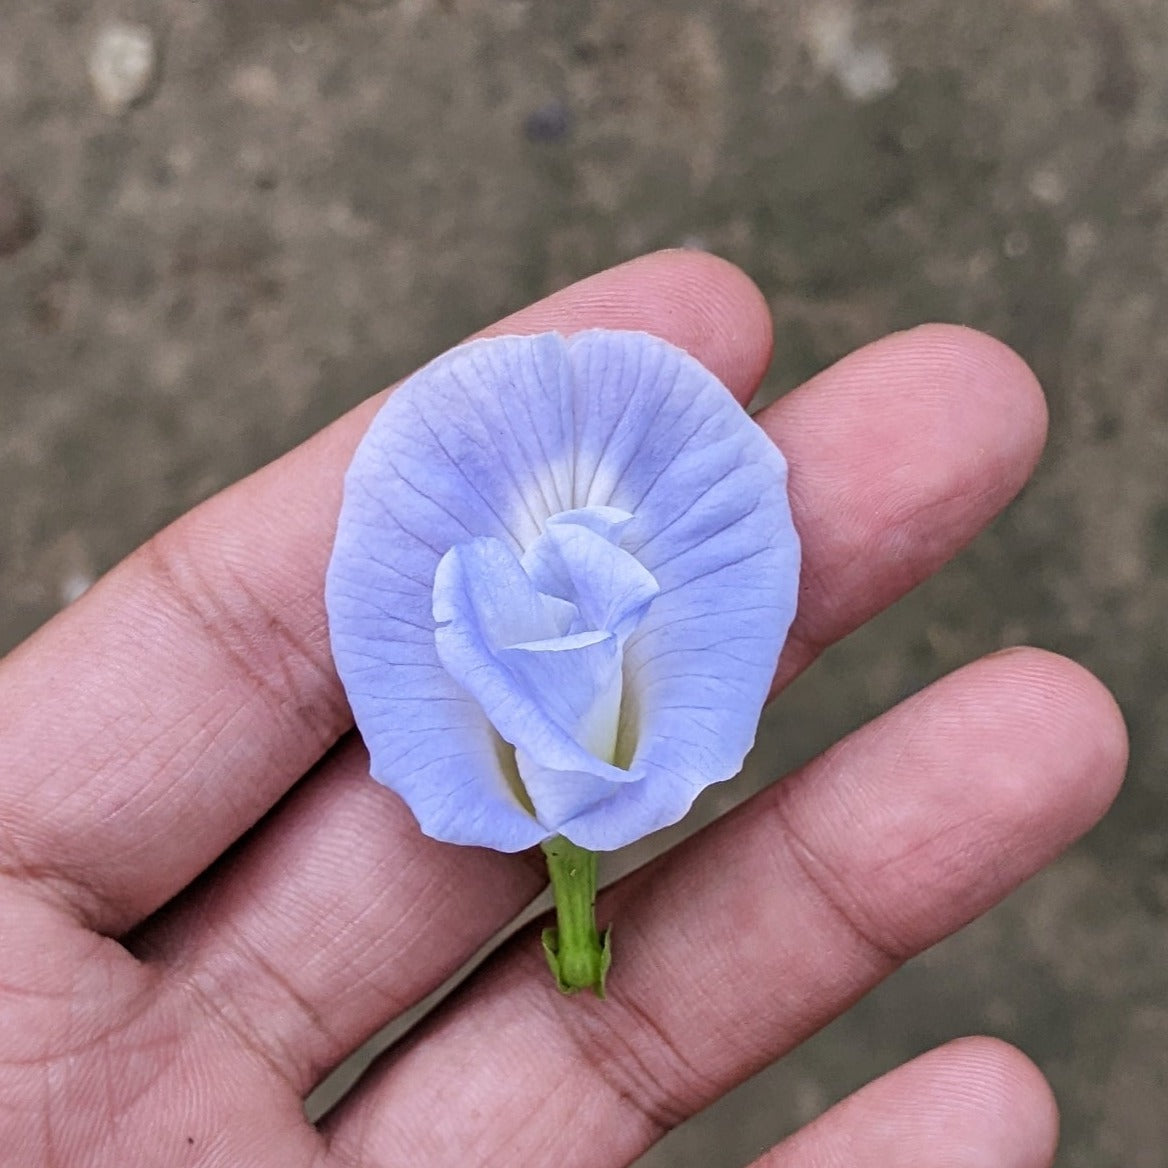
0,252,1126,1167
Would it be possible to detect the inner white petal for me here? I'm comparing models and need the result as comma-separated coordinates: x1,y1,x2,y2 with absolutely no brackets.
578,651,624,762
501,632,624,764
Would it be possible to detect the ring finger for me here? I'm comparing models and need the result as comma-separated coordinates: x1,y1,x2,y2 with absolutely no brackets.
320,649,1124,1167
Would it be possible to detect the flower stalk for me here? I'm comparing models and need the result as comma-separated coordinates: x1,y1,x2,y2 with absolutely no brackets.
541,835,611,998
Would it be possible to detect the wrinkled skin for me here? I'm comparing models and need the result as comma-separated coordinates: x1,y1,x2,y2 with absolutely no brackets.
0,252,1126,1168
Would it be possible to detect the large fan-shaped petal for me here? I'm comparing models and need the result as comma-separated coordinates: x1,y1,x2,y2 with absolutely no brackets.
326,329,800,853
553,331,800,849
326,335,578,851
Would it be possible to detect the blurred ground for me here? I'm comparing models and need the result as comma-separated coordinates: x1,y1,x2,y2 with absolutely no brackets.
2,1,1168,1165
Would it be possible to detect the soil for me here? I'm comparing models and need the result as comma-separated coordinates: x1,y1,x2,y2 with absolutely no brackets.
3,2,1167,1165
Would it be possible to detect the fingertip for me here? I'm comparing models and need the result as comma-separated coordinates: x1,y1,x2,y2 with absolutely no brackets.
783,647,1129,957
882,323,1049,499
978,647,1129,827
759,322,1047,563
486,249,774,402
637,249,775,394
917,1037,1060,1168
761,1036,1059,1168
902,323,1049,473
897,323,1047,409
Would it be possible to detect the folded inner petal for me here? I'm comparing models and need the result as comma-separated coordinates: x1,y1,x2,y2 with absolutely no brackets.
521,517,660,643
545,505,634,542
516,752,631,829
433,535,632,794
434,536,577,647
499,632,623,764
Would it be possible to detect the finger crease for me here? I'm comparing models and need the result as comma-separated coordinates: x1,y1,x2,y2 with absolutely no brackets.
173,951,337,1097
141,531,348,743
544,958,718,1134
770,795,912,967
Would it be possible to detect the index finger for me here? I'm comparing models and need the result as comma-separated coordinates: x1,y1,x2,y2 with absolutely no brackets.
0,250,774,934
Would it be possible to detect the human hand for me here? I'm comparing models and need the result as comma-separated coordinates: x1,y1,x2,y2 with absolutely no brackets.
0,252,1126,1167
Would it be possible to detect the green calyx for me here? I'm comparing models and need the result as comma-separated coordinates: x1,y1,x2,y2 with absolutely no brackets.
540,835,611,999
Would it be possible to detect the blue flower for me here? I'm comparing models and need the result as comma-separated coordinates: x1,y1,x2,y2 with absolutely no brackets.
326,330,800,854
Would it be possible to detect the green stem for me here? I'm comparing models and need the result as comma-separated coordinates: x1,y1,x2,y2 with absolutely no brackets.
541,836,612,998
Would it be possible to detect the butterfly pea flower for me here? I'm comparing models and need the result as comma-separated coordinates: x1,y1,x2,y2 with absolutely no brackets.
326,330,800,995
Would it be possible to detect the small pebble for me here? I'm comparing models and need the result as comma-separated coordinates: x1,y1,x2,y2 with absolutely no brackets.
0,175,39,257
1028,167,1067,206
1003,229,1030,259
88,22,158,114
523,100,573,144
807,4,898,104
834,43,897,103
59,573,94,606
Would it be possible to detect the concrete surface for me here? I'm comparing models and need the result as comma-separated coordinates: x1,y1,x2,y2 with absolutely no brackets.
2,1,1167,1165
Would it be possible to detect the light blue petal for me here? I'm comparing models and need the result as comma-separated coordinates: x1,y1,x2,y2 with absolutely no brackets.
326,334,582,852
555,331,801,849
433,536,630,786
499,633,622,764
545,505,633,542
515,753,629,828
553,762,698,852
327,329,800,853
433,536,577,648
521,518,659,642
